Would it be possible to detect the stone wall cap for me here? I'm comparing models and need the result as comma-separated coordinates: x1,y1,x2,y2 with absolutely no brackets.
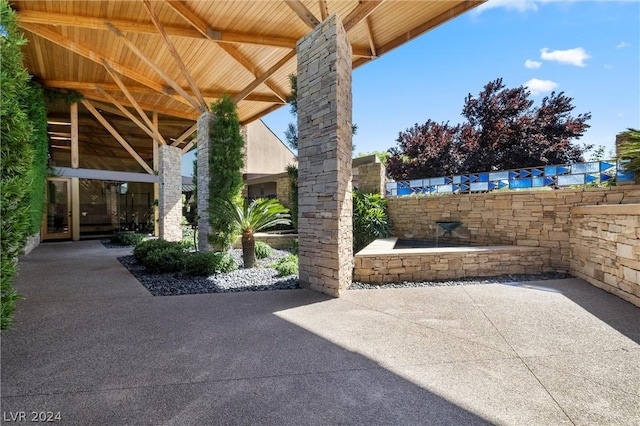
572,204,640,215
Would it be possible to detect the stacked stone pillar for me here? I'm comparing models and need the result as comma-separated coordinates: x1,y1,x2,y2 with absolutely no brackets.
196,112,215,251
297,14,353,297
158,144,183,241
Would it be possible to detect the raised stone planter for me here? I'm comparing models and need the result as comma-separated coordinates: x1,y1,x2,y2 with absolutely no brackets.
354,238,553,284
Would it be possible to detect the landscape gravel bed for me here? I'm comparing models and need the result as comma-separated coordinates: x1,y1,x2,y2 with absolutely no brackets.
118,248,298,296
115,241,574,296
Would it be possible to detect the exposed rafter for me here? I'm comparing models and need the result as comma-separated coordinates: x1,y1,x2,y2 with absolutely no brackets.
143,0,208,111
171,124,197,148
82,93,198,121
95,85,165,144
162,0,288,103
364,16,377,57
102,61,168,143
105,22,204,112
216,44,288,103
284,1,320,29
16,9,299,49
232,50,297,103
343,0,384,32
318,0,329,21
81,100,154,174
42,80,285,104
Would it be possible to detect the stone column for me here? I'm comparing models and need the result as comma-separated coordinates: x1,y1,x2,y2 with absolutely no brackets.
297,14,353,297
158,144,183,242
196,112,215,251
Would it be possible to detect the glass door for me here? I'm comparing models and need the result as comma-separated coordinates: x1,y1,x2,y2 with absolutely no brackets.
43,178,72,240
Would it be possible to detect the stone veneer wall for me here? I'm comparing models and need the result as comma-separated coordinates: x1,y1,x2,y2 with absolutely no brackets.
158,144,182,242
276,176,292,209
296,14,353,297
388,185,640,272
570,204,640,307
356,162,386,194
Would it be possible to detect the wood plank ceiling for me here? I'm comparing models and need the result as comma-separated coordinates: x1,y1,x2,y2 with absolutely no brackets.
12,0,485,173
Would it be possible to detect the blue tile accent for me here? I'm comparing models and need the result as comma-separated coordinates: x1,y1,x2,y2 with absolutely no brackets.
510,178,532,189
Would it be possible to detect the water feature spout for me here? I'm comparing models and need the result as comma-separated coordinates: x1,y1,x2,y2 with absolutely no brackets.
435,221,463,246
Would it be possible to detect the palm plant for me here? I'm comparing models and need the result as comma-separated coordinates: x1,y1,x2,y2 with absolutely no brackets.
212,198,291,268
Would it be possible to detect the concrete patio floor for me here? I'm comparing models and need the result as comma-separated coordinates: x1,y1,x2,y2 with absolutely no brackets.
2,240,638,425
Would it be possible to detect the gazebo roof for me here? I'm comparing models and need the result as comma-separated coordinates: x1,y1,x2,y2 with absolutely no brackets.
13,0,484,168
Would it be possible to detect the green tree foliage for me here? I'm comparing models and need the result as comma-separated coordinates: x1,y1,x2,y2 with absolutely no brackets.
1,0,33,328
207,95,245,249
387,78,592,180
211,198,291,268
618,128,640,178
353,191,393,253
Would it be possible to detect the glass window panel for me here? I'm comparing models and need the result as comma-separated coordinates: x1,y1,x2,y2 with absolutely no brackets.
509,178,532,189
470,182,489,192
438,184,453,193
430,177,445,186
489,171,509,181
531,177,546,187
557,174,585,186
409,179,423,188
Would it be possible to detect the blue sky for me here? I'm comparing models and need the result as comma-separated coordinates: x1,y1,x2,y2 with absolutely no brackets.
264,0,639,157
184,0,639,175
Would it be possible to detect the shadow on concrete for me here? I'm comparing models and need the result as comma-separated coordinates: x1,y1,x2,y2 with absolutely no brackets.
2,241,492,425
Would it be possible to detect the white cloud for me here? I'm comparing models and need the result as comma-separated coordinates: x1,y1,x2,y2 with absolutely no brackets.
475,0,538,13
616,41,630,49
540,47,590,67
525,59,542,69
525,78,558,95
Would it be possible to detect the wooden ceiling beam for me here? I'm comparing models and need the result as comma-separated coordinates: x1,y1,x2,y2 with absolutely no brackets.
376,1,485,57
16,10,299,49
163,0,288,103
284,1,320,29
102,61,168,144
81,100,154,174
318,0,329,21
20,23,167,93
217,44,287,103
143,0,208,111
364,16,377,57
82,93,197,121
241,104,286,126
95,85,163,143
171,124,197,147
42,80,285,104
105,22,204,112
232,50,297,103
343,0,384,33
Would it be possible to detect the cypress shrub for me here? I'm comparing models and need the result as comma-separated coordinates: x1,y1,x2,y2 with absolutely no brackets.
207,95,244,250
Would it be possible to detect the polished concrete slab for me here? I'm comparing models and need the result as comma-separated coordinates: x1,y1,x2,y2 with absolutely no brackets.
1,240,638,425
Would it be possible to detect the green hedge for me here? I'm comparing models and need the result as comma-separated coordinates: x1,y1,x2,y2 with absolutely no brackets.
25,82,49,235
1,0,38,329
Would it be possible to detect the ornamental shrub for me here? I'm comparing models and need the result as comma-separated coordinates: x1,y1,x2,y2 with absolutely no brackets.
183,251,237,276
271,254,299,277
255,241,273,259
111,231,146,247
133,238,183,263
142,246,187,273
353,191,393,253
